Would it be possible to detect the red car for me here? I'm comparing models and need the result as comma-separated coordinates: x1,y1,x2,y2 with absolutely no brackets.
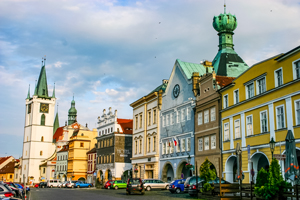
104,180,113,189
34,183,39,188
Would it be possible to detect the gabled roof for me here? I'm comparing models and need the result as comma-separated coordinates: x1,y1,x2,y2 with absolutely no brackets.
117,118,133,134
53,126,64,143
275,45,300,61
87,147,96,154
216,75,235,88
58,145,69,153
177,59,212,80
148,82,168,95
0,161,14,174
0,156,13,166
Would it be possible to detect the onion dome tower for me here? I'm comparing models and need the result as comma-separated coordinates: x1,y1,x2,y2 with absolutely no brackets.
212,4,248,77
68,96,77,125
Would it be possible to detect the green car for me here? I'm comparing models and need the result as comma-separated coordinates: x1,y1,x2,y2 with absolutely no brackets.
112,180,127,189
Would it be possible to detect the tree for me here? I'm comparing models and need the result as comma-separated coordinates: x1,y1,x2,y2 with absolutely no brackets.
199,158,216,192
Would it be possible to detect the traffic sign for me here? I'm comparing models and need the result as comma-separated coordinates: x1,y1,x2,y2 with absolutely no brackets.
274,154,286,160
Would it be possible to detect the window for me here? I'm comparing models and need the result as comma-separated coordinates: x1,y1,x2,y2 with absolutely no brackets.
296,100,300,125
40,151,43,156
204,137,209,150
176,139,180,152
246,115,253,136
41,114,45,125
139,114,142,128
135,141,137,154
198,112,203,125
211,107,216,121
105,129,107,134
223,94,228,108
148,111,151,125
275,68,283,87
276,105,285,129
181,138,186,152
166,142,169,154
187,138,191,151
177,110,180,123
257,77,266,95
41,136,44,142
181,108,185,122
211,135,216,149
163,115,166,127
42,167,45,173
135,116,138,129
166,114,170,126
293,60,300,79
147,137,151,152
187,107,191,120
28,104,31,114
163,143,166,155
171,113,174,125
153,136,156,152
246,83,254,99
153,109,157,124
139,139,142,154
204,110,209,123
80,142,84,147
224,123,229,141
170,142,174,154
235,119,240,138
234,89,239,104
111,127,113,132
260,111,268,133
198,138,203,151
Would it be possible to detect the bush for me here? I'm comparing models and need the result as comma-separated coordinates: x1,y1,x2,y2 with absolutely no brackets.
95,178,101,188
199,158,216,192
255,168,268,188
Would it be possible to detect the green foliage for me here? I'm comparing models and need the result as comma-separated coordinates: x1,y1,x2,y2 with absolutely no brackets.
95,177,101,188
254,158,291,199
199,158,216,192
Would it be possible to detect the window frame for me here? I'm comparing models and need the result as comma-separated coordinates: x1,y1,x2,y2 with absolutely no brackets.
224,122,229,141
293,59,300,80
153,109,157,124
260,110,268,133
295,99,300,126
210,107,216,121
246,82,254,99
233,89,239,104
275,105,286,130
274,67,283,87
204,136,209,150
211,135,216,149
256,77,266,95
223,94,229,108
181,108,185,122
198,112,203,125
148,110,151,126
198,138,203,151
204,110,209,124
187,137,191,151
246,115,253,136
234,119,241,139
181,138,186,152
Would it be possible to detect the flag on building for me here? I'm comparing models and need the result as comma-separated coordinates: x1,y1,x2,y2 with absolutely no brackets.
173,137,177,146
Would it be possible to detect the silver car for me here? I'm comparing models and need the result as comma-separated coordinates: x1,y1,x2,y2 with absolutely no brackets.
143,179,169,191
0,183,15,199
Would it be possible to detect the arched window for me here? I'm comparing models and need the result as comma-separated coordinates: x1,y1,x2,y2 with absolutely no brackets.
41,136,44,142
41,114,45,125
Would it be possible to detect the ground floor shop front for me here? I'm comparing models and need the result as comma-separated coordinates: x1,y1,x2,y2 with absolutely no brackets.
131,156,159,179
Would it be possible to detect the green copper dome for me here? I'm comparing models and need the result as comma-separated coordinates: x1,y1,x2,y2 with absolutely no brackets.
213,12,237,33
68,96,77,125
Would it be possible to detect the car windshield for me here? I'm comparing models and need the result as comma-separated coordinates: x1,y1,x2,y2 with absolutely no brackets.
129,179,140,184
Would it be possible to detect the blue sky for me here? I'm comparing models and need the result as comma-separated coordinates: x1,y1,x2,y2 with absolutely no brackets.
1,0,300,158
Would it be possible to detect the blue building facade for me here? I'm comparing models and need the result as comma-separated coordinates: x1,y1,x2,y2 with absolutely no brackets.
159,59,212,182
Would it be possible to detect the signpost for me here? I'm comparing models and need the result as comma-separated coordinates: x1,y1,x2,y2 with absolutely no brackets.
274,154,286,160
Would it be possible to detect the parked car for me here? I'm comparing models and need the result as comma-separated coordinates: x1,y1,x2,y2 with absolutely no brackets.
126,178,144,195
66,181,78,188
58,181,69,188
104,180,113,189
184,176,202,193
188,178,231,196
39,182,47,188
5,183,22,198
169,179,186,194
74,181,92,188
47,179,61,188
19,184,30,192
143,179,169,191
0,183,15,199
112,180,127,189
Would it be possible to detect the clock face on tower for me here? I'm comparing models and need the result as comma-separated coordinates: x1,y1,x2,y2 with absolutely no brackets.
173,84,180,98
40,103,49,113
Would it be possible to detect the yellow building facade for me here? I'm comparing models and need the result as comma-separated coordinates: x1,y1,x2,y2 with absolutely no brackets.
67,124,97,181
220,46,300,183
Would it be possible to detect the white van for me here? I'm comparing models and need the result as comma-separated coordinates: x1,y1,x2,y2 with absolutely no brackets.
47,179,61,188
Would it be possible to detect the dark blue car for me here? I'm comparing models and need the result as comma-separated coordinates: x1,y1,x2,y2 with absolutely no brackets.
169,179,186,194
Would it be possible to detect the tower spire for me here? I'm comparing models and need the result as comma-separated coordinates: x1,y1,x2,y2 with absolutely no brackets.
224,0,226,14
53,104,60,143
52,83,56,98
35,56,49,98
26,84,30,99
34,80,37,96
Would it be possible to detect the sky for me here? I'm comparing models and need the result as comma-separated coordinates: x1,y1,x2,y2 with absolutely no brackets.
0,0,300,158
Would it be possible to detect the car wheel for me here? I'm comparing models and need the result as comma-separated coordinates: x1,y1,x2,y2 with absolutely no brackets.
165,185,169,190
42,185,45,188
88,185,91,188
72,185,74,188
146,186,151,191
50,185,53,188
175,188,181,194
115,186,118,190
77,185,80,188
107,186,110,189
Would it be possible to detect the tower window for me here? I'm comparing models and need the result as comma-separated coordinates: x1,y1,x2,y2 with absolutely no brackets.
41,136,44,142
80,143,84,147
40,151,43,156
41,114,45,125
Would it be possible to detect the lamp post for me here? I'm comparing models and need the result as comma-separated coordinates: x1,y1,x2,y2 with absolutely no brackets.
134,164,138,178
269,137,276,160
187,155,191,164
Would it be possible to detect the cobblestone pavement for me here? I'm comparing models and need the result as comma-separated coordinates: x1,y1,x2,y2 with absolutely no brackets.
28,187,204,200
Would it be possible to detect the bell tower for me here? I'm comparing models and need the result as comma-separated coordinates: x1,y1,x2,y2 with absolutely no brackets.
68,96,77,125
22,57,56,183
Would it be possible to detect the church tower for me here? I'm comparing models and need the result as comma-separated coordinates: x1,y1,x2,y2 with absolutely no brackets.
68,96,77,125
22,58,56,183
212,4,248,77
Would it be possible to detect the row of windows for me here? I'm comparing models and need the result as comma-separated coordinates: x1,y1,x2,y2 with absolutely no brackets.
135,109,157,129
98,138,114,148
99,127,114,135
197,107,216,125
198,135,216,151
88,154,96,160
223,60,300,109
97,155,113,164
56,165,67,171
57,155,68,161
162,107,191,127
162,137,191,155
223,100,300,141
134,136,157,154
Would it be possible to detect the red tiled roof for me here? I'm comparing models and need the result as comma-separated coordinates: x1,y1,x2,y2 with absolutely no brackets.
58,145,69,153
0,156,13,165
0,161,14,174
53,126,64,143
117,118,133,134
87,147,96,154
216,76,235,88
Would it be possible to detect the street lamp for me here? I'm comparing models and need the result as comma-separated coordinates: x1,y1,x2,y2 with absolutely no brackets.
134,164,138,178
269,137,276,160
187,155,191,164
